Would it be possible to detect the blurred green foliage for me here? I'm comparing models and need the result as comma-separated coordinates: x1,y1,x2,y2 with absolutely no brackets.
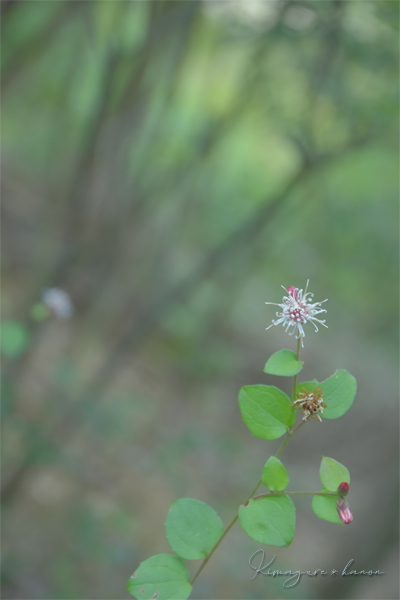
0,321,30,358
1,1,398,599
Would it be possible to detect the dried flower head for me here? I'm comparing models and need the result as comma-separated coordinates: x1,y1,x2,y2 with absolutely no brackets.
336,497,353,524
265,280,327,347
42,288,73,320
291,386,327,422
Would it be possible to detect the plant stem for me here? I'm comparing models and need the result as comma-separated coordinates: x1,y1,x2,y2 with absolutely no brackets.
275,419,305,458
191,341,306,587
189,415,304,586
189,514,239,586
292,337,301,400
252,491,337,500
190,477,264,586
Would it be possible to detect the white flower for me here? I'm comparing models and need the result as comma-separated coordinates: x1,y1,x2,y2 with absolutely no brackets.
42,288,73,320
265,280,327,347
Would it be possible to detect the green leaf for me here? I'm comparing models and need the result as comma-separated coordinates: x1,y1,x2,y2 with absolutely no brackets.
238,385,295,440
320,370,357,419
262,457,289,491
164,498,224,560
296,378,319,393
0,321,30,358
320,456,350,491
296,369,356,419
239,495,295,547
312,488,343,525
127,554,192,600
264,349,304,377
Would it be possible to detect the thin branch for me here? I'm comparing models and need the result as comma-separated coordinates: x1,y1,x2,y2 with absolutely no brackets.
252,491,337,500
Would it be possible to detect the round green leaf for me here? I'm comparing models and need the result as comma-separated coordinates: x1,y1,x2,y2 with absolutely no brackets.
312,488,343,525
320,370,357,419
264,349,304,377
238,385,295,440
239,495,296,547
127,554,192,600
0,321,30,358
164,498,224,560
320,456,350,491
262,457,289,491
296,369,356,419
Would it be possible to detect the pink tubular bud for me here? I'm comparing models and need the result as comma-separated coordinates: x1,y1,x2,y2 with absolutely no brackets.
336,497,353,524
287,286,298,299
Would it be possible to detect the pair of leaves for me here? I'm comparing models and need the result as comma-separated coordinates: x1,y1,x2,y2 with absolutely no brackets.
312,457,350,524
240,351,356,441
239,455,351,546
127,499,223,600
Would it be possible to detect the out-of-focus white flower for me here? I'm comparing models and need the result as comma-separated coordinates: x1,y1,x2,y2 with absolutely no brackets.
265,280,327,347
42,288,73,320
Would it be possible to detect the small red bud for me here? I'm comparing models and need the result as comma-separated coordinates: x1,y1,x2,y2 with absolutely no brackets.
287,286,298,299
338,481,349,497
336,497,353,524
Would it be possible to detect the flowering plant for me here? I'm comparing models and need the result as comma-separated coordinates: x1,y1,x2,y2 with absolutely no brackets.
127,282,357,600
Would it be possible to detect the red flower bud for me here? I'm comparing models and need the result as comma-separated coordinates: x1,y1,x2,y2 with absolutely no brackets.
338,481,349,497
287,286,298,299
336,497,353,524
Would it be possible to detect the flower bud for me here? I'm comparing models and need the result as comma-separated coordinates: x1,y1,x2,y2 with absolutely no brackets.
337,481,349,497
336,497,353,524
287,286,298,299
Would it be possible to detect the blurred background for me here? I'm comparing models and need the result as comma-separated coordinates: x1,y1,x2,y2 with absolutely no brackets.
1,1,399,599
